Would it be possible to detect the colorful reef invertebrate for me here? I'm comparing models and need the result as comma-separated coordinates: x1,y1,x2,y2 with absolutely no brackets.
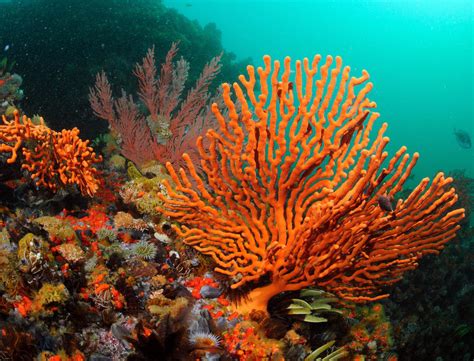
158,54,465,313
0,111,102,196
131,239,158,260
188,330,221,349
89,43,221,169
17,233,49,276
31,283,70,317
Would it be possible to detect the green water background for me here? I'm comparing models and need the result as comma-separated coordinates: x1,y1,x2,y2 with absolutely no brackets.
164,0,473,186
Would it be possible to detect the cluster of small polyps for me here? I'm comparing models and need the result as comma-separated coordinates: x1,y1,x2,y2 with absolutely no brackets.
158,54,465,313
0,111,102,195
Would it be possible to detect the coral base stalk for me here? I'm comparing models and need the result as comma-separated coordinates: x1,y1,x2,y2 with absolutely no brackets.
233,278,301,314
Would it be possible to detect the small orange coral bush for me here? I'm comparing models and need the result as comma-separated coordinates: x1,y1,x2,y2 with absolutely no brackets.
0,111,102,196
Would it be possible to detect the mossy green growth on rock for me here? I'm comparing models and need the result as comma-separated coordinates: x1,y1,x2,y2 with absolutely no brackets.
135,194,163,217
36,283,69,305
31,283,70,317
127,162,143,180
147,294,189,319
139,161,170,179
0,228,10,247
33,216,78,242
108,154,127,171
121,161,173,218
0,248,21,293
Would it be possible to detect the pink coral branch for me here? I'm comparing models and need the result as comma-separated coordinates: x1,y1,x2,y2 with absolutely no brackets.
133,46,160,119
166,92,222,170
89,71,115,124
172,54,222,137
156,42,179,115
161,57,189,118
90,44,222,169
114,92,158,166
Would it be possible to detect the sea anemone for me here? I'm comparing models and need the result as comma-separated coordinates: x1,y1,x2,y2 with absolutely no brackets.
188,331,221,349
96,228,117,242
131,240,157,260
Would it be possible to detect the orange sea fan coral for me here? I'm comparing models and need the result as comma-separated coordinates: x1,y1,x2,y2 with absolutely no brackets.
0,111,102,196
158,55,465,313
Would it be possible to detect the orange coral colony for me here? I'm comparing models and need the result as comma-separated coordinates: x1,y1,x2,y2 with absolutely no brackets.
158,54,465,313
0,111,102,196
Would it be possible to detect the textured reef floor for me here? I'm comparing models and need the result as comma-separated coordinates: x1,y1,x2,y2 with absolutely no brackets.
1,145,471,360
0,156,402,361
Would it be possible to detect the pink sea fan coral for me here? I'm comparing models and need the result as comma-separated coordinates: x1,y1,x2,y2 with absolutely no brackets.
89,43,222,169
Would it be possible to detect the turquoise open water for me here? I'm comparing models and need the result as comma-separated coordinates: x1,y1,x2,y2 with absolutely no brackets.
164,0,473,186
